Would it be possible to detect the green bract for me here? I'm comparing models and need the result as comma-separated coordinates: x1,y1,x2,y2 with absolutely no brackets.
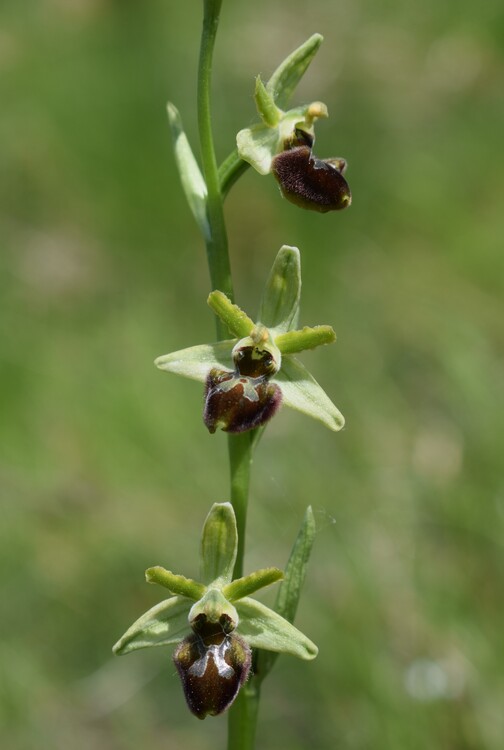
155,245,345,433
236,34,328,175
113,502,317,661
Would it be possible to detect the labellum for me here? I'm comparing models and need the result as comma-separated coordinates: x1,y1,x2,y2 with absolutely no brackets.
272,129,351,213
173,613,252,719
203,368,282,434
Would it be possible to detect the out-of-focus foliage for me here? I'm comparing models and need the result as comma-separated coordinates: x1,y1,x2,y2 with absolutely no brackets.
1,1,503,749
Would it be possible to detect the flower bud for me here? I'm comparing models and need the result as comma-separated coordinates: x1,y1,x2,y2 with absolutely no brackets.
203,368,282,434
173,614,252,719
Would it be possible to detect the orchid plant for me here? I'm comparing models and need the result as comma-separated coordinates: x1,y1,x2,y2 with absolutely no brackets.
113,2,350,747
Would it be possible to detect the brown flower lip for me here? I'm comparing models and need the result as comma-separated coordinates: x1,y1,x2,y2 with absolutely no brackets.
173,614,252,719
272,129,351,213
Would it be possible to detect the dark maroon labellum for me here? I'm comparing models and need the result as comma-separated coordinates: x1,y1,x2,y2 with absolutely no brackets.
173,619,252,719
272,144,352,213
204,368,282,434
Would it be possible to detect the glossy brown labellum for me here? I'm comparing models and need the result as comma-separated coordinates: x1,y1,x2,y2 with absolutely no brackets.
272,145,352,213
203,368,282,434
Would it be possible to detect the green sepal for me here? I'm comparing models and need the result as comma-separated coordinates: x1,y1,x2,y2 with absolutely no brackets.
188,587,239,629
145,567,205,600
200,502,238,586
223,567,283,602
256,506,316,679
155,340,235,383
167,102,209,239
275,355,345,431
236,122,283,176
275,325,336,354
266,33,324,109
235,598,318,660
255,75,280,127
237,104,321,176
112,596,192,655
258,245,301,333
207,291,256,338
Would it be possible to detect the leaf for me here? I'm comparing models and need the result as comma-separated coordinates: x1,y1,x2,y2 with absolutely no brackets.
266,33,324,110
258,245,301,333
112,596,191,655
275,356,345,431
274,505,316,621
255,506,316,679
167,102,209,239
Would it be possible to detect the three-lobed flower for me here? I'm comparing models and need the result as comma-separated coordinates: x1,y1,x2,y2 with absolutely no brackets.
155,245,345,434
113,503,317,719
236,35,352,212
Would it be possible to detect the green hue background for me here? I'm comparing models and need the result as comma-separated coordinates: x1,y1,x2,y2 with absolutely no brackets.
1,1,503,748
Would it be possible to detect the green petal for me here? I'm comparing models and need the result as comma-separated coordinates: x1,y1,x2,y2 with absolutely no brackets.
275,356,345,431
235,597,318,660
258,245,301,333
275,325,336,354
112,596,191,655
207,291,255,338
223,567,283,602
167,102,209,239
200,502,238,586
155,340,235,383
145,567,205,600
266,33,324,109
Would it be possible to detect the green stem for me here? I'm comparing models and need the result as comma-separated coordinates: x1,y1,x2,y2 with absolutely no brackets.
219,148,250,199
197,5,259,747
198,0,233,318
228,431,254,579
227,682,261,750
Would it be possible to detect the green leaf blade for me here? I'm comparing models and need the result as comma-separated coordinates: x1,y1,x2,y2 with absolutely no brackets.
167,102,209,239
256,506,316,679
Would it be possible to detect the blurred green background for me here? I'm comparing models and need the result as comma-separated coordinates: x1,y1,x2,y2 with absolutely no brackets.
1,1,503,748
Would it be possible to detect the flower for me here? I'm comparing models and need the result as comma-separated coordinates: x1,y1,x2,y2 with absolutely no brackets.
155,245,345,434
236,35,351,211
113,503,317,719
271,128,351,213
